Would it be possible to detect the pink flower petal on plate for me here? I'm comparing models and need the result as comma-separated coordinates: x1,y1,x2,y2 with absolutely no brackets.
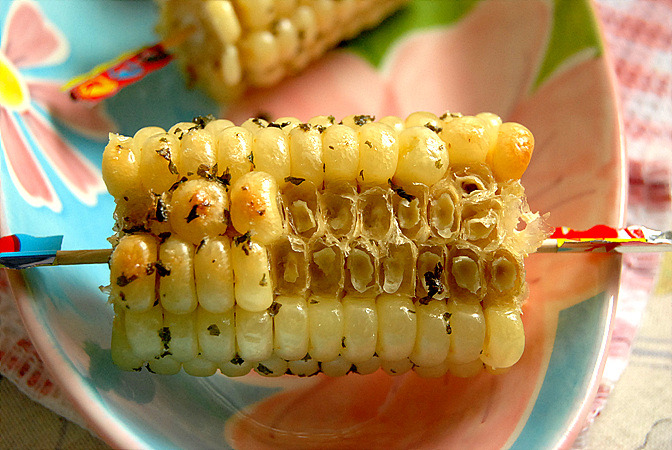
0,108,60,211
385,0,551,118
28,80,116,138
512,57,623,230
1,0,68,69
20,109,104,207
224,51,386,122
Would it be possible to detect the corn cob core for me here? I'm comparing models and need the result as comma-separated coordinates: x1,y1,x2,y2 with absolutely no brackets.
155,0,409,102
102,111,549,378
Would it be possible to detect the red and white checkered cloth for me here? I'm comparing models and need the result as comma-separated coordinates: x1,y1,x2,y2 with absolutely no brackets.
0,0,671,444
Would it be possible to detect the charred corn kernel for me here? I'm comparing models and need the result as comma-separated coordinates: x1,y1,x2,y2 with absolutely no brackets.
375,295,416,361
183,355,218,377
196,307,236,363
255,354,289,377
168,179,229,246
194,236,235,313
219,357,253,377
289,124,324,187
439,116,490,166
251,126,290,184
341,297,378,363
273,296,309,361
481,304,525,369
125,305,164,361
231,238,274,312
235,305,273,362
103,134,140,200
158,235,198,314
357,122,399,186
216,126,254,183
111,306,145,371
106,111,549,377
445,301,485,365
110,234,158,312
307,297,344,362
230,171,285,244
394,126,449,187
177,128,217,177
322,124,359,183
490,122,535,181
163,310,198,362
139,133,181,193
410,300,451,367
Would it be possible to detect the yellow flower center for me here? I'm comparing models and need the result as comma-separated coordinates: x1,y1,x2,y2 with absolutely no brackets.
0,53,29,110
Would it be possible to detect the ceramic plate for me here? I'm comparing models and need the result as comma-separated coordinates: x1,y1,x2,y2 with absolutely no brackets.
1,0,625,448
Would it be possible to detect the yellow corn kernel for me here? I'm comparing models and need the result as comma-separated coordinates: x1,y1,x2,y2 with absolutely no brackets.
255,355,289,377
481,304,525,369
322,124,360,183
251,126,290,184
307,297,344,362
490,122,534,181
409,300,451,367
125,305,164,361
445,301,485,365
394,126,449,187
289,124,324,187
111,306,145,371
102,134,141,200
231,238,274,312
158,235,198,314
215,126,254,184
163,310,199,362
139,133,181,194
235,305,273,362
439,116,490,166
230,171,285,245
196,306,236,363
273,295,309,361
194,236,235,313
341,296,378,363
176,127,217,178
110,233,158,312
357,122,399,186
375,294,416,361
183,355,218,377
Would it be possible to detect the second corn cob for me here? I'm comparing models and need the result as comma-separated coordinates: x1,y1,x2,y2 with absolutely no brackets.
155,0,409,102
103,111,549,378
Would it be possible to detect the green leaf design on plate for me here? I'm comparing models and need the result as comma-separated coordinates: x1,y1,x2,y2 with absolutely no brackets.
344,0,481,68
534,0,603,90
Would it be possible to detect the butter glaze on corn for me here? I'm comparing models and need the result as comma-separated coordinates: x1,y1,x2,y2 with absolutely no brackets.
103,111,549,378
155,0,409,102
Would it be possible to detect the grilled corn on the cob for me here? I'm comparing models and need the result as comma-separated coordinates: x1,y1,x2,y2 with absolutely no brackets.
155,0,409,101
103,111,549,377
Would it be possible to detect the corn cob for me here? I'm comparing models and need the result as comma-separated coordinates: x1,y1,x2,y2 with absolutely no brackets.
155,0,409,102
102,111,549,378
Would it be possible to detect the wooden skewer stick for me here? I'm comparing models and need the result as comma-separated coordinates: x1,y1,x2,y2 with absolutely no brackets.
54,249,112,266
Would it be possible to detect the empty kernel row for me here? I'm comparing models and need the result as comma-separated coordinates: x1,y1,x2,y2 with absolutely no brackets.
112,293,524,377
102,112,534,206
